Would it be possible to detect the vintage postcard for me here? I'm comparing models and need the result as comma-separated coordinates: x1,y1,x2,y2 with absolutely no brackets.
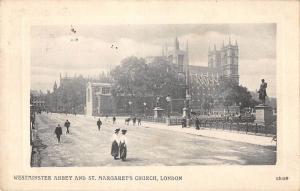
0,1,299,190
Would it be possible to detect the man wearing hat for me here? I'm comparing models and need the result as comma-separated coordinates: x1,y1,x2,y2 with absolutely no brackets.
111,128,120,160
54,124,62,143
119,129,128,161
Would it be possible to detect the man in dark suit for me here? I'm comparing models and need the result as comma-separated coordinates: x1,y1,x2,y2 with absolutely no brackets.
97,118,102,131
64,119,70,134
55,124,62,143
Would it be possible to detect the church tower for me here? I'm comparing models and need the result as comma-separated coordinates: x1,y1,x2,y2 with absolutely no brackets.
220,39,239,84
208,44,221,69
173,37,180,65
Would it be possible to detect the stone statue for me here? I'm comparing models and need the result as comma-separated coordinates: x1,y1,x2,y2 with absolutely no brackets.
258,79,267,105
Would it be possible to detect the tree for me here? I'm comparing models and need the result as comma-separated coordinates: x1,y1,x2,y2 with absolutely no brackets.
110,56,184,98
146,57,184,98
217,78,258,109
111,56,148,97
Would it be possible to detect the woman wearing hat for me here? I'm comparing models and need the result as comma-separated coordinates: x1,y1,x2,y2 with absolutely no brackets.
111,128,120,160
119,129,128,161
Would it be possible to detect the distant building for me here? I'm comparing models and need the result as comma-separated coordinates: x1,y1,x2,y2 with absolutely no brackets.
162,37,239,84
86,82,114,116
208,40,239,83
86,37,240,116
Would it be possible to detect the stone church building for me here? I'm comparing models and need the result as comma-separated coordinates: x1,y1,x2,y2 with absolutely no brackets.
86,37,239,116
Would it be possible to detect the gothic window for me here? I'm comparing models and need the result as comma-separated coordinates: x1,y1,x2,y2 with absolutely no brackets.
102,87,110,95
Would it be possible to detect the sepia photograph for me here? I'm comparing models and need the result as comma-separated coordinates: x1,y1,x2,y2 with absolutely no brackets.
30,24,277,167
1,1,299,190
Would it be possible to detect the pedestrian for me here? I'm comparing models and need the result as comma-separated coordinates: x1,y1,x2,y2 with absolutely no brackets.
182,118,187,128
112,116,116,124
195,117,200,130
137,118,141,126
97,118,102,131
64,119,70,134
132,117,136,126
54,124,62,143
125,118,130,125
119,129,128,161
111,128,120,160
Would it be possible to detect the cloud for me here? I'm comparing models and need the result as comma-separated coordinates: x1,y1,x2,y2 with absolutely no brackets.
31,24,276,97
239,58,276,97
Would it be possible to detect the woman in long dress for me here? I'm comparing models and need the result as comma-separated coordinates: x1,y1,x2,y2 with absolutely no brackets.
111,128,120,160
119,129,128,161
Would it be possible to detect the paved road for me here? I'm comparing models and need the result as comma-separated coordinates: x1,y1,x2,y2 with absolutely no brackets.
35,113,276,166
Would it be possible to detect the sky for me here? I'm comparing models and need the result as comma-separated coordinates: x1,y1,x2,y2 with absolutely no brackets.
31,24,276,97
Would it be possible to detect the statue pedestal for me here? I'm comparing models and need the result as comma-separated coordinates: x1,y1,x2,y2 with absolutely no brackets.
166,117,171,126
153,107,164,119
182,107,190,127
255,105,273,125
182,107,188,118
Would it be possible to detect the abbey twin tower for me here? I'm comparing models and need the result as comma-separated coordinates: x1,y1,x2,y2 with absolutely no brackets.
208,39,239,84
155,37,239,86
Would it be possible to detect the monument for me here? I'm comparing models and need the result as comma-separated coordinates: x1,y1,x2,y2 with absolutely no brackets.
153,97,164,119
255,79,273,124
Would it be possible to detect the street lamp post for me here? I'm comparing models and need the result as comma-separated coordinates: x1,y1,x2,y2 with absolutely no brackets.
185,94,191,126
128,101,133,116
166,95,172,117
143,102,147,116
166,95,172,126
239,102,242,115
155,96,160,108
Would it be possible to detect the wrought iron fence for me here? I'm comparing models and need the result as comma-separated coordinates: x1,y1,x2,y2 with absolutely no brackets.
142,115,276,136
141,116,166,123
191,117,276,136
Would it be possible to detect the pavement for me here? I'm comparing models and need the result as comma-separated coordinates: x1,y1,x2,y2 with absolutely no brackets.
33,113,276,166
108,116,276,147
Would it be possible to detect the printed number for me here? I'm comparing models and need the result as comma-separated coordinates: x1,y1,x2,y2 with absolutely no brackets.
276,176,288,180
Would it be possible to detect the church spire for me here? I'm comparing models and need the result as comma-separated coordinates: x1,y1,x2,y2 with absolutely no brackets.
53,81,57,92
165,43,168,55
174,37,179,50
185,40,189,65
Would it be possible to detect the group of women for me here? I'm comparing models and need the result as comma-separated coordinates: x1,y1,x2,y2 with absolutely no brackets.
111,128,128,161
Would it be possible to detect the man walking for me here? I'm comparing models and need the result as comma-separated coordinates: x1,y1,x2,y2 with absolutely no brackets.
64,119,70,134
97,118,102,131
112,116,116,124
54,124,62,143
137,118,141,126
132,117,136,126
195,117,200,130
